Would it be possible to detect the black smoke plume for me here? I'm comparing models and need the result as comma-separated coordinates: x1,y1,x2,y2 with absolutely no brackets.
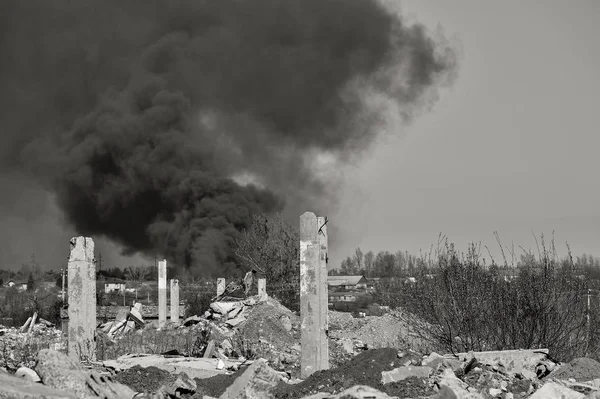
0,0,456,275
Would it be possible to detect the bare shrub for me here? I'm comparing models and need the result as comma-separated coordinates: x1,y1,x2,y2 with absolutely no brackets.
374,235,593,361
235,213,300,311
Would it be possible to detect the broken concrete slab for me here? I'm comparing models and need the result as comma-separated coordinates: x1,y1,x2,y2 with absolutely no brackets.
0,371,79,399
528,382,585,399
381,365,432,384
35,349,135,399
219,358,281,399
436,368,484,399
15,366,41,383
301,385,398,399
454,349,549,374
103,354,246,379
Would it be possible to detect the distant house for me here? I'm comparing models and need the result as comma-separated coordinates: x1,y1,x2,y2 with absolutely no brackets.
105,283,126,293
328,292,357,303
6,280,15,287
327,275,368,290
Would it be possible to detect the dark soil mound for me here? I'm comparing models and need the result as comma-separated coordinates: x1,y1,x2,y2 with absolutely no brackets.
272,348,432,399
193,366,246,398
114,365,175,393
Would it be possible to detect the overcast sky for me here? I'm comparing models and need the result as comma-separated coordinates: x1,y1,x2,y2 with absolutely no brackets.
331,0,600,268
1,0,599,272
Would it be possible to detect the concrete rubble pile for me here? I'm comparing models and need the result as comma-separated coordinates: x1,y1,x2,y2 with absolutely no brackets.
0,348,137,398
180,293,302,372
0,318,65,370
98,302,145,339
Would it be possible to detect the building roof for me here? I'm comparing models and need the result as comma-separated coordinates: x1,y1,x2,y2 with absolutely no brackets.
327,275,367,286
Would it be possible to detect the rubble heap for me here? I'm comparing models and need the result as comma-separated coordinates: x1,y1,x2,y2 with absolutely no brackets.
182,294,302,371
0,317,64,370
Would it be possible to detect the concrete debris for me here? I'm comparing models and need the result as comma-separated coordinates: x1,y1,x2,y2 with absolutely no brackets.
528,381,585,399
15,366,41,383
158,372,197,398
0,371,79,398
219,358,282,399
0,323,64,369
36,349,136,399
381,365,432,384
301,385,398,399
99,302,145,339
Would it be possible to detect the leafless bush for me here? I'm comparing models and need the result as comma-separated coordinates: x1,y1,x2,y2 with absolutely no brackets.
374,235,594,361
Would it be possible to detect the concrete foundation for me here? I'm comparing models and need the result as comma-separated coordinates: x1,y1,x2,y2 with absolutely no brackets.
158,260,167,328
67,237,96,361
170,279,179,323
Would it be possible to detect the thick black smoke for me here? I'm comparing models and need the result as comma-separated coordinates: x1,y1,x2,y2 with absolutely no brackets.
0,0,456,275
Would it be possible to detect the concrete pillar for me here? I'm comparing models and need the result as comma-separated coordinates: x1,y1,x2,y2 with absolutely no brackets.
217,278,226,297
300,212,328,378
170,279,179,323
258,278,267,300
158,259,167,328
317,216,329,370
67,237,96,361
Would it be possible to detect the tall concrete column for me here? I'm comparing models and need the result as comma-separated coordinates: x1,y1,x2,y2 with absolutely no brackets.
158,260,167,328
67,237,96,361
217,278,226,297
170,279,179,323
300,212,327,378
317,216,329,370
258,278,267,300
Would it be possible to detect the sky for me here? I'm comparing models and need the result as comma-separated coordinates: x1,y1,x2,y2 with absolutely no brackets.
332,0,600,267
1,0,599,272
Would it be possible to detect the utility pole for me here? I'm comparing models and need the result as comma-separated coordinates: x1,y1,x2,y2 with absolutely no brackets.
98,253,103,273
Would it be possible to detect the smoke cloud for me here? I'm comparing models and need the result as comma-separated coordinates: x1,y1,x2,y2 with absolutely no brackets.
0,0,456,275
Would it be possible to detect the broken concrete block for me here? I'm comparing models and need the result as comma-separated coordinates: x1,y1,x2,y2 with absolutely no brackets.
219,358,281,399
225,314,246,327
15,366,41,383
0,371,79,398
381,365,432,384
422,352,445,368
306,385,396,399
436,369,483,399
36,349,136,399
211,302,238,315
455,349,549,374
204,340,216,358
529,382,585,399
